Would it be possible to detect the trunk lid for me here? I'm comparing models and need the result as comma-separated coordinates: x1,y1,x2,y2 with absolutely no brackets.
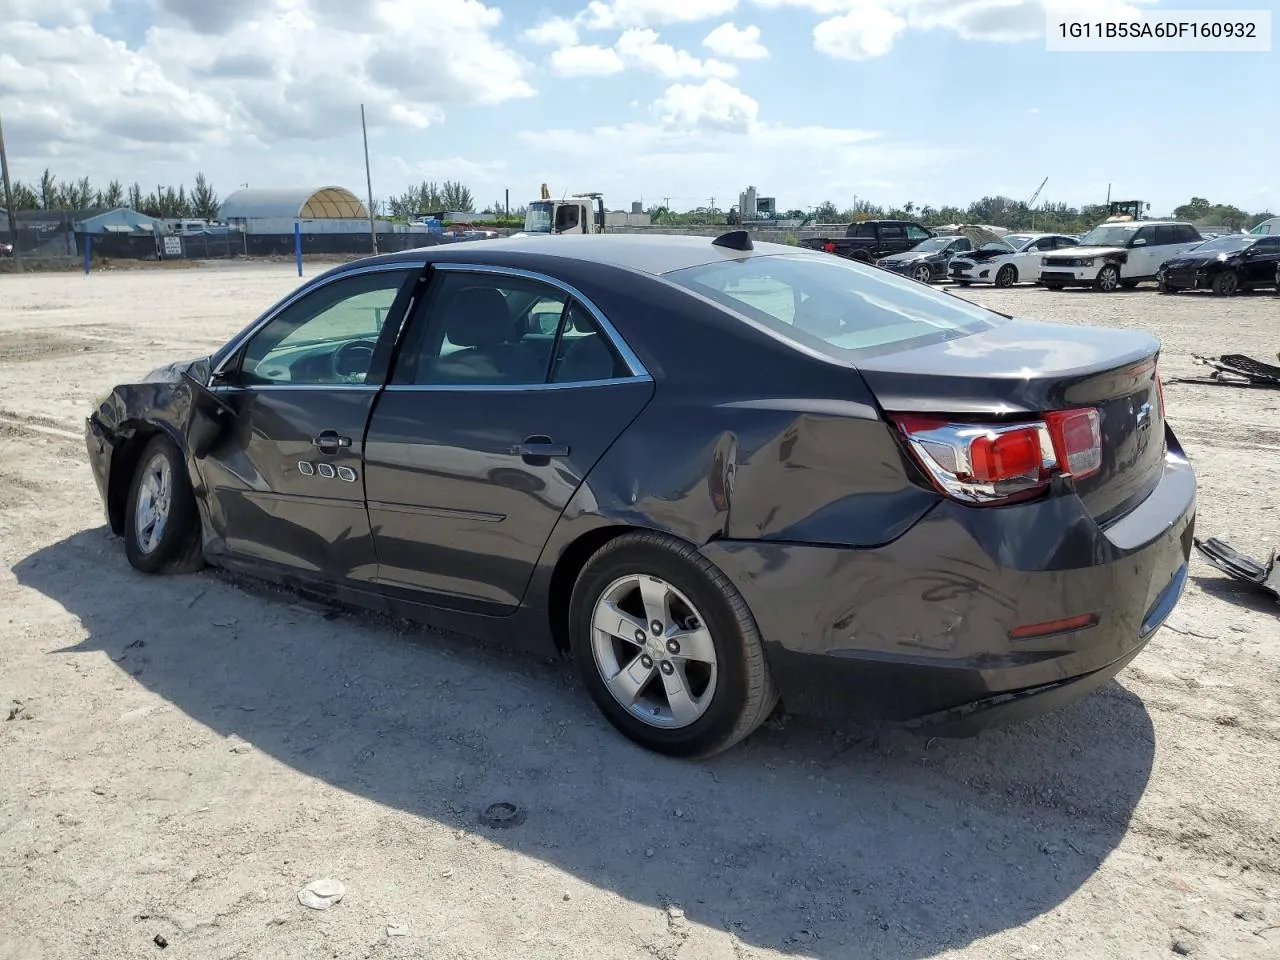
857,319,1166,523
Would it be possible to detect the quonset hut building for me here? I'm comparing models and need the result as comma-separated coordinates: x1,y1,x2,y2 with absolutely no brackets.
219,186,441,254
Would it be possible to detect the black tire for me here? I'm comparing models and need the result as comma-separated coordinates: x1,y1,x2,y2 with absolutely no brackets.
994,264,1017,288
1093,264,1121,292
1158,277,1179,294
569,532,778,758
1212,270,1240,297
912,263,934,285
123,435,204,575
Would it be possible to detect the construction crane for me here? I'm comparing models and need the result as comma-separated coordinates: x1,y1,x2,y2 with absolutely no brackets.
1026,176,1048,229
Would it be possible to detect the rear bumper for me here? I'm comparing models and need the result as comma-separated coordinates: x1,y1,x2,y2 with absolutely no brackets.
702,440,1195,731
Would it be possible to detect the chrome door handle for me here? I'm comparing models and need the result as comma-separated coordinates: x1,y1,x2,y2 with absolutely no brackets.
312,431,352,451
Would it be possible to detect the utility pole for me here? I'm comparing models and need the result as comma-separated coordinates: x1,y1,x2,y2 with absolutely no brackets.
0,106,22,267
504,188,509,218
360,104,377,255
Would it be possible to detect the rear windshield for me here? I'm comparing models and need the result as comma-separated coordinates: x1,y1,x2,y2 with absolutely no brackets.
666,252,1004,359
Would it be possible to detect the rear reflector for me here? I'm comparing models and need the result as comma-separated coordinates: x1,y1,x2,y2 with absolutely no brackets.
1009,613,1099,640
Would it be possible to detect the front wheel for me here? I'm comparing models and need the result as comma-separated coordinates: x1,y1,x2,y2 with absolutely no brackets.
569,532,777,758
1158,276,1179,294
1093,264,1121,292
994,264,1017,288
1213,270,1240,296
123,435,204,574
912,264,933,285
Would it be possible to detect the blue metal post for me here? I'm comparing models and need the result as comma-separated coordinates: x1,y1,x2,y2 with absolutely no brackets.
294,220,302,276
84,234,91,274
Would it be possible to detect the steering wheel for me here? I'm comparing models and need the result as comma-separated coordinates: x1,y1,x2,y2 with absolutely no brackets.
331,339,377,381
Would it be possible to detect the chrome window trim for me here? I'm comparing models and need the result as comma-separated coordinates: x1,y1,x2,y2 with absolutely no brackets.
428,262,650,381
384,376,646,394
210,384,381,393
210,261,426,384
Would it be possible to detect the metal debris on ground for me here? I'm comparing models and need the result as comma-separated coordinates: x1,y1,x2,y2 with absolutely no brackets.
478,801,526,829
1165,354,1280,389
1194,538,1280,602
297,877,345,910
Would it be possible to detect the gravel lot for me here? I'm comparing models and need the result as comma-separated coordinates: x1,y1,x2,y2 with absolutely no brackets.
1,263,1277,960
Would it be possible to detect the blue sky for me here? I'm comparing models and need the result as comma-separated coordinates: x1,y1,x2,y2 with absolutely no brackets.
2,0,1276,216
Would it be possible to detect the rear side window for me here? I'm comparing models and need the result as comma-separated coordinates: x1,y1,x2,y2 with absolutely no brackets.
1154,225,1179,245
854,223,876,238
1176,224,1202,243
880,224,905,240
667,253,1004,360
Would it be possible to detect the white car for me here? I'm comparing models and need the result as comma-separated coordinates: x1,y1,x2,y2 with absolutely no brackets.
947,233,1080,287
1039,221,1204,292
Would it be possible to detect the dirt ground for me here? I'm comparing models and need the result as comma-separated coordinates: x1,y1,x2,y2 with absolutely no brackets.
0,262,1277,960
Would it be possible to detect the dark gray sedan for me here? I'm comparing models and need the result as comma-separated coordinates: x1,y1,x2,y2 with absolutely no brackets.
85,233,1195,757
876,234,974,283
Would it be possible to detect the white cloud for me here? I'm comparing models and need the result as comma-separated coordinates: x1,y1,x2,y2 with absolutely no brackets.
652,78,759,132
2,0,111,25
522,16,579,46
752,0,1160,56
702,22,769,58
0,0,533,166
579,0,740,30
813,7,906,60
550,44,626,76
616,28,737,78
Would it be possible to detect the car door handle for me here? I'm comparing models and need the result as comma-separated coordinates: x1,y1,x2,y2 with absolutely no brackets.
312,431,352,451
515,435,569,462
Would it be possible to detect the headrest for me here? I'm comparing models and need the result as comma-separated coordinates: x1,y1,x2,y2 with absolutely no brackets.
445,287,514,347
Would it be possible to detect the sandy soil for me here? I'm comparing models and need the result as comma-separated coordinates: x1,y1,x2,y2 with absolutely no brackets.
0,263,1277,960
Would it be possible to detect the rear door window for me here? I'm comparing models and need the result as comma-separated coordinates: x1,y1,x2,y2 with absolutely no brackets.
666,253,1003,360
1154,225,1179,246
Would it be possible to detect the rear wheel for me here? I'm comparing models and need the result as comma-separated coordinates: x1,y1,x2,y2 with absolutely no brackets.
1213,270,1240,296
123,435,203,575
1093,264,1121,292
569,532,777,758
912,263,933,285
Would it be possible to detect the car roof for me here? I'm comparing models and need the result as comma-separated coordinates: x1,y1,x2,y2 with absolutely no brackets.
368,233,806,277
1094,220,1192,227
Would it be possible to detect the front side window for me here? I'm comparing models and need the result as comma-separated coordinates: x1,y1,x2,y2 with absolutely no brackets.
906,225,930,240
667,253,1003,359
238,270,411,386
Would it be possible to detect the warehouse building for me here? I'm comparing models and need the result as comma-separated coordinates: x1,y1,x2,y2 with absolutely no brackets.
220,186,373,234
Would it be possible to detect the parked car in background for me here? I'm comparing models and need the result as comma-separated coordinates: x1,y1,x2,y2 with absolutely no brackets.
799,219,934,262
876,234,973,283
1158,234,1280,295
948,233,1080,287
1039,221,1203,291
83,233,1194,757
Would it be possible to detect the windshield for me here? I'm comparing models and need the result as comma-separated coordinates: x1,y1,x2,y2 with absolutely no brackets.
666,253,1003,359
1193,235,1255,253
523,201,553,234
1079,225,1140,247
912,237,954,252
1003,234,1035,250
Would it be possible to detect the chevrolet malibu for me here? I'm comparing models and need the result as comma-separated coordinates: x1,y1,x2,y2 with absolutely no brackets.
85,233,1195,757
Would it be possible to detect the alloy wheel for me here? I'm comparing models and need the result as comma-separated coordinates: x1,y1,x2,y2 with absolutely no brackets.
590,574,718,729
1098,266,1120,292
913,264,932,284
133,452,172,555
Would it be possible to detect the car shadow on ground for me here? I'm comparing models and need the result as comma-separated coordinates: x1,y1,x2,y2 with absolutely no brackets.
15,528,1158,959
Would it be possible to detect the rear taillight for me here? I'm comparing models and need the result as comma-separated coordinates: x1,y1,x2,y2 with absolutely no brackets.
823,242,837,253
892,408,1102,506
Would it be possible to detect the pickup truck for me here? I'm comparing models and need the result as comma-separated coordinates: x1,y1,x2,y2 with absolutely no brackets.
799,220,934,262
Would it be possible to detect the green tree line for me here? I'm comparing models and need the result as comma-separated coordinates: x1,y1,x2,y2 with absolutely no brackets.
5,168,1272,233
